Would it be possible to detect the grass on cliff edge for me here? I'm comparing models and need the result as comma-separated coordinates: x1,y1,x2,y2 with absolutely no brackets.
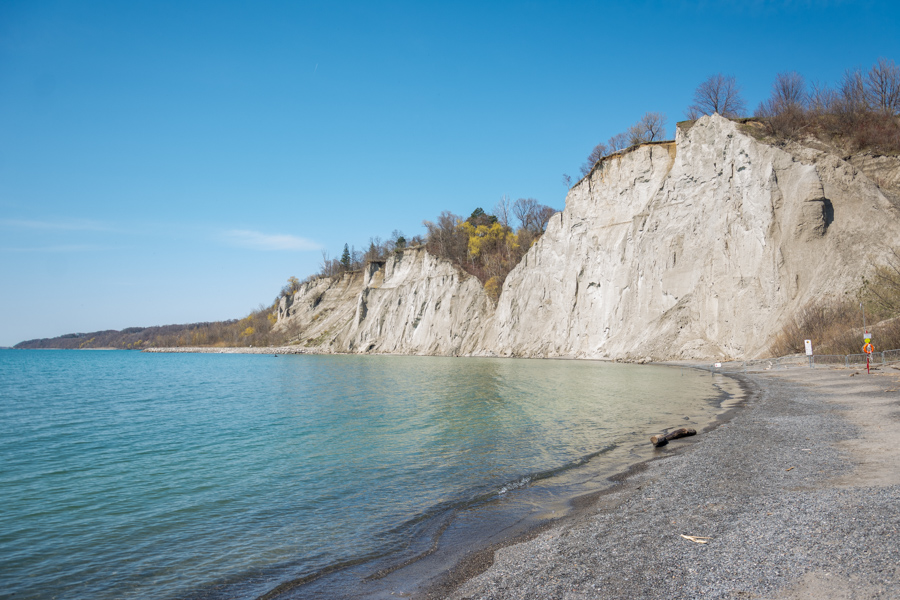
770,248,900,356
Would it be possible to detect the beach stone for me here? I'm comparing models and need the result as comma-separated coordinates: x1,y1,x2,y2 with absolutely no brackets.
442,368,900,600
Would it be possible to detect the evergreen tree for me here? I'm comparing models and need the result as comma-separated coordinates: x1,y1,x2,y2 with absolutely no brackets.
340,243,351,271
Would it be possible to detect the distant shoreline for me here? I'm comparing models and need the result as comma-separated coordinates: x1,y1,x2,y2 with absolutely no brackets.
142,346,326,354
140,347,611,360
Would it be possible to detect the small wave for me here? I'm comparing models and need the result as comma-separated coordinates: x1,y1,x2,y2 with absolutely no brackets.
496,443,618,495
498,476,532,495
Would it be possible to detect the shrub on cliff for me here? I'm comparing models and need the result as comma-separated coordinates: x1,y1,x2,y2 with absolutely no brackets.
579,112,670,178
770,246,900,356
769,299,900,357
424,199,558,299
861,247,900,321
306,230,427,284
755,59,900,153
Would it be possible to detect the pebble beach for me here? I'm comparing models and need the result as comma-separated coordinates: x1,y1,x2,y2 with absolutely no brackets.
432,366,900,600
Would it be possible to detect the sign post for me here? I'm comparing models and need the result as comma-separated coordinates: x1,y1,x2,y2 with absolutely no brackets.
804,339,813,368
863,333,874,374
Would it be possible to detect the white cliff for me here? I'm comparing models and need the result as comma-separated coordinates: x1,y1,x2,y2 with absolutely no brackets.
276,247,492,355
276,114,900,360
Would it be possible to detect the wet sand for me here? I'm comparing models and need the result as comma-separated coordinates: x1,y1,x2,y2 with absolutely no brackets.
434,366,900,599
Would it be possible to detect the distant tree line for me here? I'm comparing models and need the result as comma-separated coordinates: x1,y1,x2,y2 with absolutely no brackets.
281,230,428,293
14,305,287,350
280,197,558,304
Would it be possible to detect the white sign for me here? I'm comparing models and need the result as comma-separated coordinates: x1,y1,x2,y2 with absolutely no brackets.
804,339,813,356
714,362,722,368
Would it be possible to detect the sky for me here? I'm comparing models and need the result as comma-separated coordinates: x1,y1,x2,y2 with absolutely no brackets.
2,0,899,346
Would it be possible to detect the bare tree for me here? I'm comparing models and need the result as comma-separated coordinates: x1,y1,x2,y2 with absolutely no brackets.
840,68,867,108
493,195,512,228
513,198,557,235
388,229,406,251
562,173,572,189
364,237,382,262
607,132,630,153
772,71,807,112
627,112,668,145
755,72,809,136
579,142,609,177
536,205,557,232
808,80,838,116
827,67,867,127
685,73,747,119
708,60,900,152
866,57,900,115
423,211,466,263
280,276,301,298
512,197,539,233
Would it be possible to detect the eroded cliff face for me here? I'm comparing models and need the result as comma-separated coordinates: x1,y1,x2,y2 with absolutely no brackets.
276,247,492,355
276,114,900,360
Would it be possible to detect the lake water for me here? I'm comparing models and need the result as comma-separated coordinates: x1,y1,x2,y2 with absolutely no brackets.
0,350,740,599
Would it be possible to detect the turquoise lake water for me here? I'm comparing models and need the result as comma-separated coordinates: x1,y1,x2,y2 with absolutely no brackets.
0,350,736,599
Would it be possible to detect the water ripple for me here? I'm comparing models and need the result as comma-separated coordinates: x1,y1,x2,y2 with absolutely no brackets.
0,351,727,600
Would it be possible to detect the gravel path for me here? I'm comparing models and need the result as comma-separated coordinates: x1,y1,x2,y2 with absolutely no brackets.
445,367,900,600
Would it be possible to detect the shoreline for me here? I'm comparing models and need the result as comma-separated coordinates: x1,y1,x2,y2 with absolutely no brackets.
438,365,900,599
145,350,900,597
407,369,753,600
143,346,327,354
251,363,747,600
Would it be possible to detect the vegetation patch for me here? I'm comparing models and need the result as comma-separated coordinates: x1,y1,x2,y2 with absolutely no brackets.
15,304,287,350
752,60,900,154
770,248,900,356
306,330,331,347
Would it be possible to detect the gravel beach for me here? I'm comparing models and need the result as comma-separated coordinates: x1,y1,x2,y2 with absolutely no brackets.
437,366,900,600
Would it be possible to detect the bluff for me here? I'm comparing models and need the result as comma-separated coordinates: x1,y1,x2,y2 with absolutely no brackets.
276,114,900,360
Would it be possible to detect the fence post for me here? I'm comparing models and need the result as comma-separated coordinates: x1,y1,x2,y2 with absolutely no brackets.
882,351,886,365
845,355,849,368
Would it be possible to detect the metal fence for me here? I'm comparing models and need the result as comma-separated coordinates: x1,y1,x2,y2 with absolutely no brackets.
698,346,900,374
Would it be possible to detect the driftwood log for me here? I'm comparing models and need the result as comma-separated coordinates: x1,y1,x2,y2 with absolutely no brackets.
650,427,696,447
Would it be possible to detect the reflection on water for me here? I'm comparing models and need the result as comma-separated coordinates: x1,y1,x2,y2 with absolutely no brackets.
0,351,738,600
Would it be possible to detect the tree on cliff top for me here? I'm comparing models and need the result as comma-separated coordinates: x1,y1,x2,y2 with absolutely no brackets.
752,60,900,151
423,200,558,299
579,143,609,177
627,112,668,145
865,57,900,115
685,73,747,119
579,113,669,178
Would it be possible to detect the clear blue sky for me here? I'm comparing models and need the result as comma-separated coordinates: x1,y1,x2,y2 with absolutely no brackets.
2,0,898,346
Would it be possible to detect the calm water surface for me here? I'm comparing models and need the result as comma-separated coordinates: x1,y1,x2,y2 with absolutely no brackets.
0,350,736,599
